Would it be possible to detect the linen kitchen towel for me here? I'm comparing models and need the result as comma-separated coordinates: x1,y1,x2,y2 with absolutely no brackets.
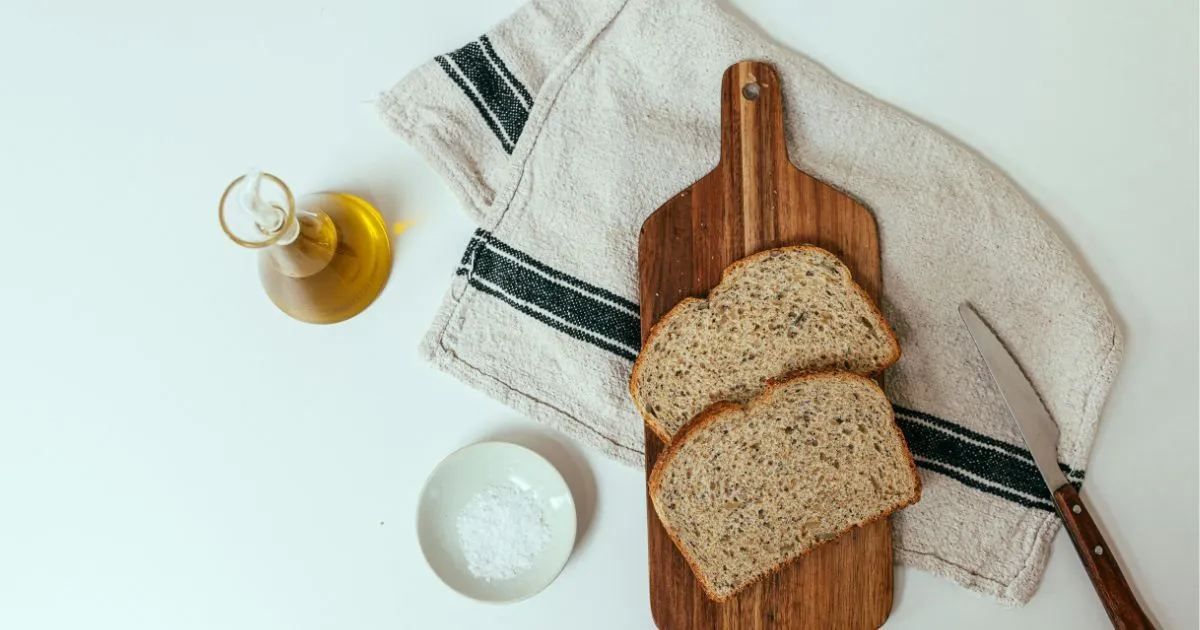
379,0,1122,606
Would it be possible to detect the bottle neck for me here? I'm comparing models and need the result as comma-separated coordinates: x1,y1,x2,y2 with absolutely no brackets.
239,170,299,244
262,208,337,279
219,170,336,279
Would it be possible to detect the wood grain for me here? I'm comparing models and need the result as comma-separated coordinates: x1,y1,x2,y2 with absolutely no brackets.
1052,485,1156,629
638,61,892,629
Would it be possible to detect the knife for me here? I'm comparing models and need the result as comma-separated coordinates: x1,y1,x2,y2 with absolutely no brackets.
958,303,1155,629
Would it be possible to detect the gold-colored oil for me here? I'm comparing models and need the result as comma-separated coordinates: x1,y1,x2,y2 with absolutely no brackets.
258,192,391,324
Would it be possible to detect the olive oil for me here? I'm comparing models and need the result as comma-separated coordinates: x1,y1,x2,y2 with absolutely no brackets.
220,172,391,324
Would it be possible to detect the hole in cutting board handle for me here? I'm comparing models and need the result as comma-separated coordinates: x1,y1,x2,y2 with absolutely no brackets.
742,82,761,101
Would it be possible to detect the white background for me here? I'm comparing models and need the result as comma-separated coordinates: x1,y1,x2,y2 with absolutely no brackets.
1,0,1196,628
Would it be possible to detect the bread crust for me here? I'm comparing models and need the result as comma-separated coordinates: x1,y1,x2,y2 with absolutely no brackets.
629,245,902,444
646,371,922,602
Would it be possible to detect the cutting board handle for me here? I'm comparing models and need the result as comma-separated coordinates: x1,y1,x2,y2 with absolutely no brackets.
719,61,789,179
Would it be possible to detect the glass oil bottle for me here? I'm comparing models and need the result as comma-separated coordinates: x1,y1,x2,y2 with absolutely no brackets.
219,170,391,324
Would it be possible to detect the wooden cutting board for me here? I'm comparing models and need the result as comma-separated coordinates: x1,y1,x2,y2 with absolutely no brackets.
637,60,892,630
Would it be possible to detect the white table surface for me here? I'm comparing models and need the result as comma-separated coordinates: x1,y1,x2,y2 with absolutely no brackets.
1,1,1196,628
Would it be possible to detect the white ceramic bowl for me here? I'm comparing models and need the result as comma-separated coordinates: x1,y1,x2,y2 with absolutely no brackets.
416,441,577,603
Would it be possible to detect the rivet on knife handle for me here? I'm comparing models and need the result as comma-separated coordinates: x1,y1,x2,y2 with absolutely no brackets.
1052,483,1155,628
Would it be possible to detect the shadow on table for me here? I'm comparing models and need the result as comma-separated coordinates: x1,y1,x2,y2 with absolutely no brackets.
472,424,600,558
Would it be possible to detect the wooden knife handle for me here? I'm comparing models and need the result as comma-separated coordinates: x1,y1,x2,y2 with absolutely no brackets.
1052,485,1155,629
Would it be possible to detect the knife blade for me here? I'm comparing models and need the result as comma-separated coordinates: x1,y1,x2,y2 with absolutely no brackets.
958,303,1154,629
958,303,1069,493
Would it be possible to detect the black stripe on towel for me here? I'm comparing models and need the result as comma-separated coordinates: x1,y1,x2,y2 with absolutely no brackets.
467,278,637,361
435,56,513,153
457,230,640,354
474,230,639,312
897,405,1032,460
895,408,1084,511
898,416,1062,511
480,35,533,106
444,40,530,152
895,405,1084,474
915,460,1054,511
471,242,641,352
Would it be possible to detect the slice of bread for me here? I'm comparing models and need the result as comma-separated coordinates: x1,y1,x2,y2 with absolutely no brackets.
648,372,920,602
630,246,900,443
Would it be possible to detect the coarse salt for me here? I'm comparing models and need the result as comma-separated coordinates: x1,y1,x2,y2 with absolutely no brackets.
455,481,550,581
